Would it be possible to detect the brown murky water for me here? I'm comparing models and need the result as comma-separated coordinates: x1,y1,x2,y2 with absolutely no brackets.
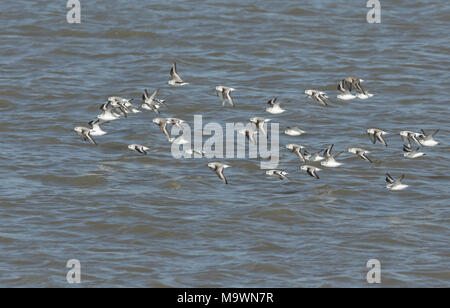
0,0,449,287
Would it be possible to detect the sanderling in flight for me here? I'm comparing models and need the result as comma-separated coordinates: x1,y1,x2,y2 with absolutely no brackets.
305,89,331,106
168,118,187,144
400,130,422,147
185,149,205,156
107,96,129,109
153,118,185,142
321,144,343,167
339,77,373,99
171,136,190,145
266,170,289,180
108,96,131,104
418,129,440,147
166,117,185,129
348,147,373,163
74,126,97,145
153,118,174,142
367,128,388,147
385,173,409,191
403,145,426,159
250,117,270,137
128,144,150,155
239,128,257,145
285,126,306,136
265,97,286,114
303,149,324,162
142,89,166,114
168,62,188,86
108,97,140,114
216,86,235,107
88,119,107,136
97,103,124,121
339,77,365,93
208,162,231,184
337,79,357,100
286,144,306,162
300,165,321,180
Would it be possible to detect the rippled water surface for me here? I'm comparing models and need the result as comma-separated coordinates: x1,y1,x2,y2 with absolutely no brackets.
0,0,449,287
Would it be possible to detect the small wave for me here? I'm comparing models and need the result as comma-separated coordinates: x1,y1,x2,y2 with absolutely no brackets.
28,174,107,188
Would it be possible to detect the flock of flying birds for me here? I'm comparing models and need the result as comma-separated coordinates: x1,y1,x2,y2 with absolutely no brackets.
74,62,441,190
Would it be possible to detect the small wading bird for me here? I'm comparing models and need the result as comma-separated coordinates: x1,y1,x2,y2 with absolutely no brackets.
152,117,186,143
348,147,373,163
216,86,235,107
385,173,408,191
142,89,166,114
305,89,331,106
208,162,231,184
153,118,174,142
108,96,140,114
239,128,257,145
97,102,125,121
168,62,189,86
185,149,205,156
88,119,107,136
266,170,289,180
128,144,150,155
74,126,97,145
303,149,324,162
338,77,366,95
250,117,271,137
400,130,422,148
300,165,321,180
286,144,306,163
284,126,306,136
419,129,440,147
403,145,426,159
367,128,388,147
321,144,343,167
266,97,285,114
